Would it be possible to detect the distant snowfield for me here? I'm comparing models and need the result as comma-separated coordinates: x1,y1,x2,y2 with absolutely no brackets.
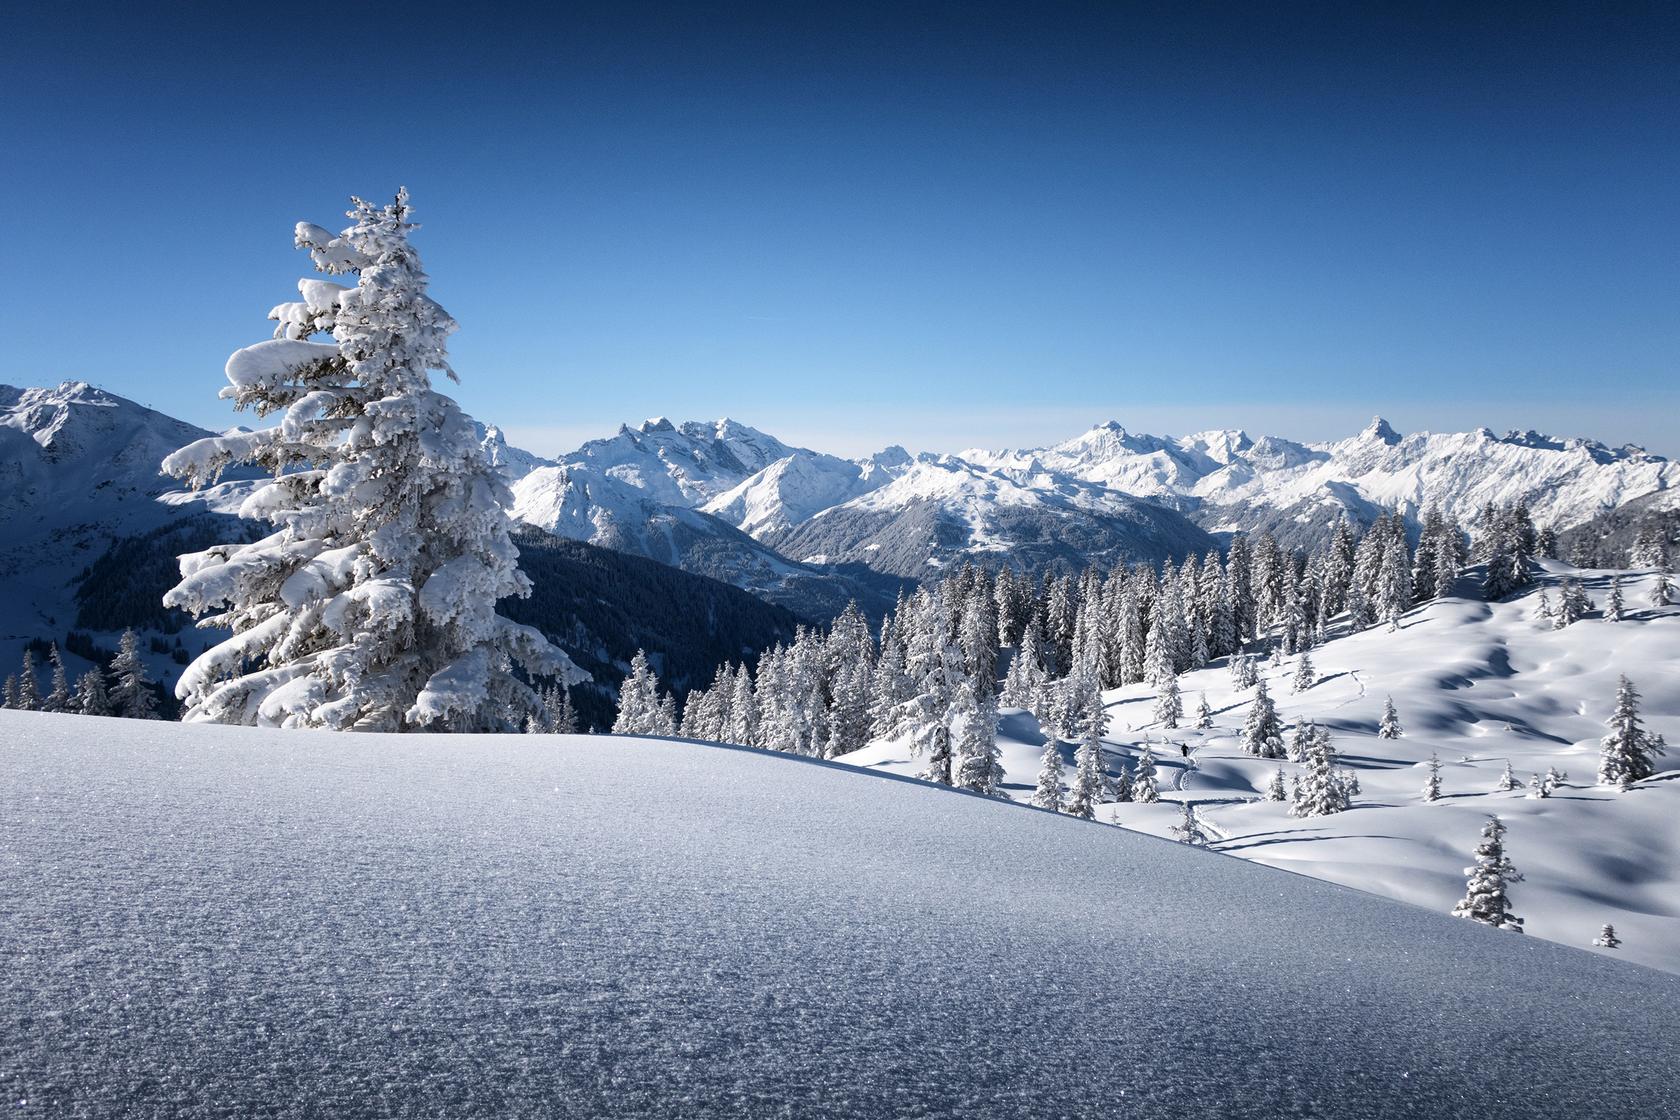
853,561,1680,974
4,709,1680,1116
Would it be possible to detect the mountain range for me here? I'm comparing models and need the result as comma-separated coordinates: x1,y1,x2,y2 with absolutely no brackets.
503,407,1678,583
3,380,1676,643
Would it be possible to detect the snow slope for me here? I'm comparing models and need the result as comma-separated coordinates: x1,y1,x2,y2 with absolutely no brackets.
4,711,1679,1117
853,561,1680,973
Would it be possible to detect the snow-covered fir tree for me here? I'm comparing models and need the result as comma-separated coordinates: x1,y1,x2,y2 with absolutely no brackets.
1229,652,1258,691
1265,766,1288,801
1653,563,1674,608
952,680,1004,797
109,630,158,720
1378,695,1403,739
1170,800,1210,845
1065,705,1106,821
1629,520,1669,569
1290,724,1351,818
999,624,1046,708
1240,679,1285,758
613,650,676,736
1194,692,1213,730
1534,589,1553,621
74,669,112,717
161,190,581,730
1153,671,1183,729
1030,722,1065,813
16,650,39,711
1422,752,1443,802
1292,650,1316,692
1605,575,1624,622
1451,816,1524,932
1286,719,1313,764
1598,675,1662,790
1,675,17,711
1592,924,1621,949
546,684,580,734
1553,578,1591,629
1132,743,1159,804
1495,760,1520,792
42,644,71,713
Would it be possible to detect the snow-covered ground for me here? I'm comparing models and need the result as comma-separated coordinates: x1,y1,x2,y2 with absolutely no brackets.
853,561,1680,973
4,710,1679,1117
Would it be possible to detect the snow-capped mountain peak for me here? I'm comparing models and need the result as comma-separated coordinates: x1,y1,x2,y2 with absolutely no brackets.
1360,415,1401,445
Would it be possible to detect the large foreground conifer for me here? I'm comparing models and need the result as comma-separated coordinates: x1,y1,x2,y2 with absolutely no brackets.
163,191,582,730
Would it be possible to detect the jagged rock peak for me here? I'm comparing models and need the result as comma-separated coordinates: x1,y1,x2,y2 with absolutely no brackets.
1362,415,1401,444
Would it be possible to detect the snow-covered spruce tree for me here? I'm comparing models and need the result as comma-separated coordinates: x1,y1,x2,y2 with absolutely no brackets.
1598,675,1662,790
1170,800,1209,846
1378,695,1402,739
613,650,675,736
74,669,112,717
16,650,39,711
1605,575,1624,622
1554,578,1591,629
1422,752,1443,802
1,676,17,710
161,191,581,730
43,644,71,713
1265,766,1287,802
728,665,758,746
999,630,1044,708
1065,676,1107,820
952,680,1004,797
1592,924,1621,949
1030,723,1065,812
1291,725,1350,818
1153,671,1183,729
1653,564,1674,608
109,630,159,720
1229,652,1257,691
1533,589,1553,621
1240,679,1284,759
1132,744,1159,804
1451,816,1524,932
1286,719,1312,764
1292,650,1316,693
1629,519,1668,569
1495,760,1520,792
1194,692,1213,730
548,685,580,734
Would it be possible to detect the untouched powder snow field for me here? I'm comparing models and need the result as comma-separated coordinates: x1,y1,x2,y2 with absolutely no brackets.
5,711,1680,1117
854,562,1680,975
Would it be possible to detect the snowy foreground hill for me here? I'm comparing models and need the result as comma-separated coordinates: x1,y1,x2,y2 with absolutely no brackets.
4,712,1679,1117
852,561,1680,973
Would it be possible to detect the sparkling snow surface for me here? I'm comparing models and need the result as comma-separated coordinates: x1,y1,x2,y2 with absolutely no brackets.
4,713,1679,1117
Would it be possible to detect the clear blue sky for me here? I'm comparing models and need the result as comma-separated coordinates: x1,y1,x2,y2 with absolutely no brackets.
2,1,1676,457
